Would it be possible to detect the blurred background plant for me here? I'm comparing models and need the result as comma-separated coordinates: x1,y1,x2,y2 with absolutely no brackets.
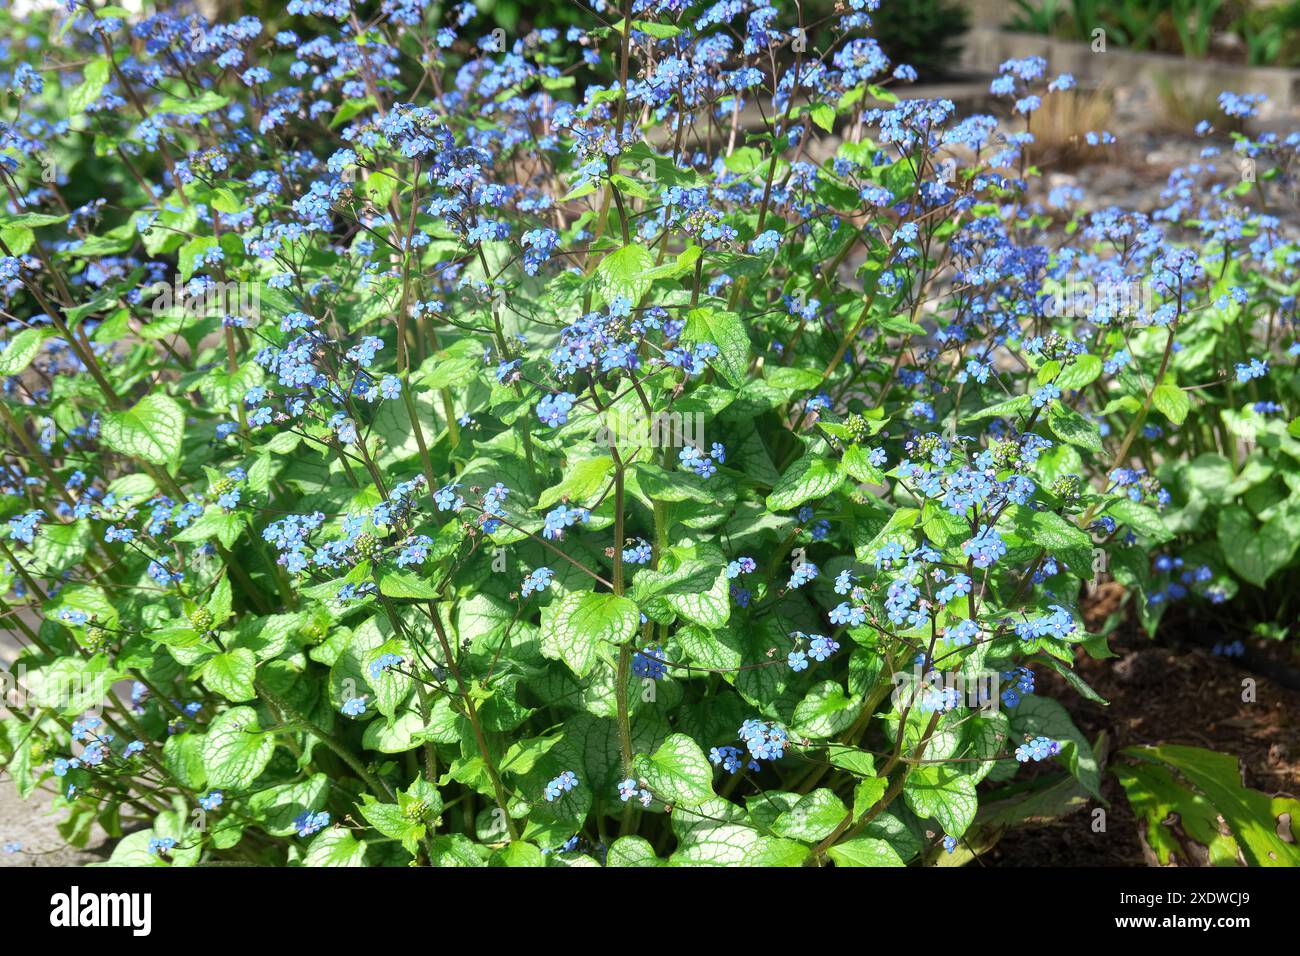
207,0,973,79
1009,0,1300,67
858,0,971,79
1023,86,1116,167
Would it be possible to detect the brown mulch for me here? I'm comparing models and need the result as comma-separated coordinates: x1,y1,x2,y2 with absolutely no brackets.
985,585,1300,866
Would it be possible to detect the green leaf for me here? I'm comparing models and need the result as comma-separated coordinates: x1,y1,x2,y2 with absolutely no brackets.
628,557,720,604
594,243,655,306
852,776,889,821
724,147,763,175
627,19,681,38
809,103,836,132
0,212,68,229
247,775,329,837
1048,404,1102,454
171,508,244,549
1056,353,1102,390
772,789,846,841
827,745,876,778
1216,505,1295,587
211,576,236,627
632,733,716,808
540,592,638,678
629,462,715,504
69,59,110,114
158,90,230,115
101,394,185,465
1115,744,1300,867
1,224,33,256
162,734,207,791
0,328,52,376
827,837,905,867
376,566,442,599
1152,382,1191,425
767,455,844,512
363,710,425,753
209,187,241,214
840,444,887,485
492,840,546,866
177,236,217,283
537,455,613,509
500,734,564,776
364,639,413,718
201,707,274,789
672,824,809,865
1181,452,1234,504
359,794,425,854
1008,506,1093,578
1104,498,1173,544
606,835,665,866
32,518,88,574
200,648,257,702
426,834,485,867
304,829,367,867
684,307,751,388
961,394,1029,423
903,766,978,838
46,583,118,630
663,557,730,629
792,680,857,738
1044,657,1109,704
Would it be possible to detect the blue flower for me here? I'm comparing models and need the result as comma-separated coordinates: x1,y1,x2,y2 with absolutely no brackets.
544,771,579,801
293,810,330,837
7,511,43,544
828,602,865,627
787,562,819,589
962,526,1006,569
520,566,555,596
1015,736,1061,763
631,645,668,680
737,719,788,763
808,634,840,661
1031,383,1061,408
369,653,403,679
537,391,578,427
709,745,754,775
617,778,652,807
1219,91,1265,119
542,505,589,540
623,539,653,564
727,556,756,577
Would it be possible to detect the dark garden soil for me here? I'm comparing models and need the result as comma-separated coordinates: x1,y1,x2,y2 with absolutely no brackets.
986,585,1300,866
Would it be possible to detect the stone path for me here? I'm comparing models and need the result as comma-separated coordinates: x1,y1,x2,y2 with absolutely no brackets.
0,782,104,867
1,621,105,866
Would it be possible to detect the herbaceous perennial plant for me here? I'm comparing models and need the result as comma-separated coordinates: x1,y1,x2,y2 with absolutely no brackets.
0,0,1296,867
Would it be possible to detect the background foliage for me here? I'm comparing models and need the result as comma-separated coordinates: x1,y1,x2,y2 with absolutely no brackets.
0,0,1296,867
